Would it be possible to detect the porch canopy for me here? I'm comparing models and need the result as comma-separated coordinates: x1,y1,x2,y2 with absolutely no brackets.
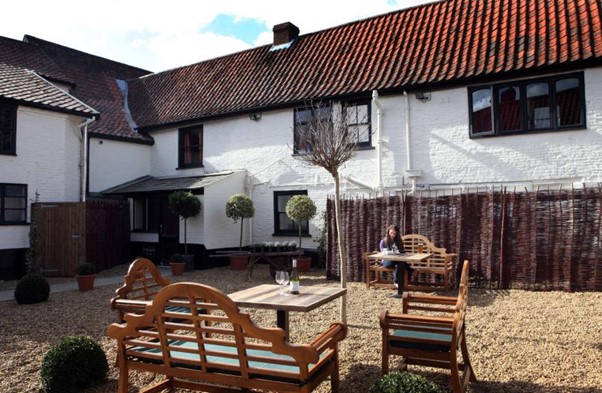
102,171,236,195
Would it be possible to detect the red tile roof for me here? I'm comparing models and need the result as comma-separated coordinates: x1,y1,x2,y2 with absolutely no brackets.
24,36,154,143
0,62,97,117
128,0,602,131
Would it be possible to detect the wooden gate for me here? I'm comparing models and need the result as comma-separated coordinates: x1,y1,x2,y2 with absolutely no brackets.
34,199,129,276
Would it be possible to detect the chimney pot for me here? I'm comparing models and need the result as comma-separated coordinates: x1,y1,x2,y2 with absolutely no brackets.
273,22,299,46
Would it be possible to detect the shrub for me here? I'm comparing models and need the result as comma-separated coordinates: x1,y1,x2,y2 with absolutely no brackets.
76,262,95,275
285,195,317,248
40,335,108,393
14,273,50,304
225,194,255,250
369,372,444,393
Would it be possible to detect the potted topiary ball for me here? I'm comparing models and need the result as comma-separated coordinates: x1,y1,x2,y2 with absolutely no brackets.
14,273,50,304
369,371,444,393
76,262,96,292
285,195,317,272
168,191,201,271
225,194,255,270
40,335,108,393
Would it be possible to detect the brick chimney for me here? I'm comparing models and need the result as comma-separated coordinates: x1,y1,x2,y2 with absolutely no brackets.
273,22,299,46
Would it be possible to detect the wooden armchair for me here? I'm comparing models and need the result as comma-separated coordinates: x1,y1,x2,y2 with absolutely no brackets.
379,260,475,393
110,257,170,322
364,251,396,289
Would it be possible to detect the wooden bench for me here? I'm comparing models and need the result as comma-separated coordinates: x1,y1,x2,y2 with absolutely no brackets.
107,282,348,393
379,260,476,393
110,258,170,322
364,234,456,291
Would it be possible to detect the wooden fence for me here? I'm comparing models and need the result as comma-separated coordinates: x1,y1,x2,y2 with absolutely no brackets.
34,199,130,276
325,186,602,291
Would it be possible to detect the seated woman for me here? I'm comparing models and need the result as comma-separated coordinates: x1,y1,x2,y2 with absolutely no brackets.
379,225,413,289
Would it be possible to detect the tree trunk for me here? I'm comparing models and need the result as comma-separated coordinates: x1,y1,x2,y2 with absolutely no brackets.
183,218,188,255
239,218,244,251
334,173,347,323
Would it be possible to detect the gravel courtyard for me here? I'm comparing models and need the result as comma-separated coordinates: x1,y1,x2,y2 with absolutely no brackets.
0,264,601,392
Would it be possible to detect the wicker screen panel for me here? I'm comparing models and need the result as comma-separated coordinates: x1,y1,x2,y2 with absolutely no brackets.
326,186,602,291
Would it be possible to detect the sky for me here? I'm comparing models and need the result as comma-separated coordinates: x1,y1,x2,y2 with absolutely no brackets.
0,0,438,73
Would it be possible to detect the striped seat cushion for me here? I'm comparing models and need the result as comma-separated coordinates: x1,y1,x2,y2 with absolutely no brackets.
389,325,451,352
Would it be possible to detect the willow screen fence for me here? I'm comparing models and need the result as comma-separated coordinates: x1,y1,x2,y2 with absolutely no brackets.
325,186,602,291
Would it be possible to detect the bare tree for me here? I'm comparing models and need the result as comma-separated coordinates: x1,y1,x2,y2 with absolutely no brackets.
293,101,361,323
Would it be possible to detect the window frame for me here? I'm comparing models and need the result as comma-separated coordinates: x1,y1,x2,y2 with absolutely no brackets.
178,126,204,169
273,190,309,236
293,104,332,154
468,72,586,138
0,183,27,225
342,99,372,148
0,102,17,155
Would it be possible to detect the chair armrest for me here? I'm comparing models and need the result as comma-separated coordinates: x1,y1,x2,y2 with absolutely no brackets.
111,298,151,313
309,322,348,353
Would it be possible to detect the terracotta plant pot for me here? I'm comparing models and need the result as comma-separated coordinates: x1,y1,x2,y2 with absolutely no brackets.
230,255,248,270
296,256,312,272
76,274,95,292
170,262,185,276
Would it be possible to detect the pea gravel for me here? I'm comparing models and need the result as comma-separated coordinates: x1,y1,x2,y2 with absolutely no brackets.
0,264,601,393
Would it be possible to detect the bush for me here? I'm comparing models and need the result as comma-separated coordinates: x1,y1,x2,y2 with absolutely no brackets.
369,372,444,393
76,262,95,275
14,273,50,304
40,335,108,393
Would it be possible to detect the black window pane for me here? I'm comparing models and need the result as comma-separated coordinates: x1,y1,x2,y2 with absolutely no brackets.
556,78,581,127
527,82,550,129
4,210,25,222
498,86,521,132
471,89,492,134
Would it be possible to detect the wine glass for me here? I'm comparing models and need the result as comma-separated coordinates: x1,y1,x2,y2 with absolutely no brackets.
275,270,290,295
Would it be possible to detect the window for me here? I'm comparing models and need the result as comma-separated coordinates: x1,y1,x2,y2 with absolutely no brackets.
132,196,160,231
343,100,371,147
293,105,331,154
0,184,27,224
178,126,203,168
0,103,17,155
469,73,585,137
274,190,309,236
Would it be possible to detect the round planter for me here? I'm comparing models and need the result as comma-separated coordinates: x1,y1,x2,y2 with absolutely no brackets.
296,256,312,272
230,255,248,270
76,274,95,292
170,262,185,276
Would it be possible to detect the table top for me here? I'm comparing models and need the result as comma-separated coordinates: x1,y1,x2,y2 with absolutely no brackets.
366,251,432,262
228,284,346,312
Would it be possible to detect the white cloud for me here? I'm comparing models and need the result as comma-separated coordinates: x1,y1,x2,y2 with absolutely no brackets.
2,0,438,72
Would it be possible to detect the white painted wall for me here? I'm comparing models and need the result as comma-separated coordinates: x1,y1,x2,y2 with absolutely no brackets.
134,66,602,250
0,107,85,250
88,138,151,192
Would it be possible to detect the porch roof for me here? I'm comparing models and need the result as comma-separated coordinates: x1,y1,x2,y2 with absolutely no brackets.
102,172,236,195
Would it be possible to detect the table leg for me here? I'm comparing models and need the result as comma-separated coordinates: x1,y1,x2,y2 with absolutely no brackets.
276,310,289,340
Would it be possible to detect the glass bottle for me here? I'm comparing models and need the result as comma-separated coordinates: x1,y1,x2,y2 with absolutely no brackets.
290,259,300,294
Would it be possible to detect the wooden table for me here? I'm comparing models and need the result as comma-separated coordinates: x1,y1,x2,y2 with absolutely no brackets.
365,252,432,297
228,284,346,340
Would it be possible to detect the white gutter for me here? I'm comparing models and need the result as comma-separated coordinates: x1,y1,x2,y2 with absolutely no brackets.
372,90,384,195
403,91,416,192
78,117,96,202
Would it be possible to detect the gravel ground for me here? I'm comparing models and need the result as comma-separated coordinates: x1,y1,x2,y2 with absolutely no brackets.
1,264,601,393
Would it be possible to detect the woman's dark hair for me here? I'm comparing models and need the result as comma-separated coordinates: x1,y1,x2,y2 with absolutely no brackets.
383,224,405,252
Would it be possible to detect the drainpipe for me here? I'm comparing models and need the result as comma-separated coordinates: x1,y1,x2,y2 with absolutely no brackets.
78,117,96,202
372,90,384,196
403,91,416,192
